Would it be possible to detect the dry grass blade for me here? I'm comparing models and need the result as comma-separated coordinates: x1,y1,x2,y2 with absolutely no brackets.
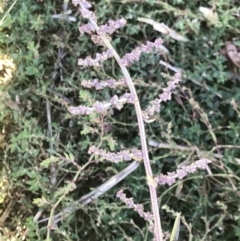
199,7,219,25
138,17,189,42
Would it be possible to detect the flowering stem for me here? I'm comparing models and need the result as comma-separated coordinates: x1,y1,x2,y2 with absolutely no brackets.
79,4,163,240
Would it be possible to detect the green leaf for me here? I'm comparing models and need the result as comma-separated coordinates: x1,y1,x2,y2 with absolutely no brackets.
25,66,38,75
40,158,52,168
1,13,12,28
13,110,19,121
26,170,37,179
30,14,44,31
46,148,56,154
33,196,48,207
69,152,75,162
19,8,28,26
17,130,29,139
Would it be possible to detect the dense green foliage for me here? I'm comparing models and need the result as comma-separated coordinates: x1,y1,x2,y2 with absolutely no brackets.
0,0,240,240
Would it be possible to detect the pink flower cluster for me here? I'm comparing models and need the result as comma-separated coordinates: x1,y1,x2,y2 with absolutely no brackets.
154,158,211,186
75,5,128,66
142,72,181,121
88,146,142,163
72,0,91,8
78,49,114,67
79,22,96,34
79,18,127,35
68,93,136,115
73,1,97,22
159,72,181,101
98,18,127,35
116,190,155,233
120,38,164,66
81,78,127,90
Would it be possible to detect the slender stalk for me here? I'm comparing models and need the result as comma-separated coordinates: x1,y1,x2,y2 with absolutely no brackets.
79,4,163,240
